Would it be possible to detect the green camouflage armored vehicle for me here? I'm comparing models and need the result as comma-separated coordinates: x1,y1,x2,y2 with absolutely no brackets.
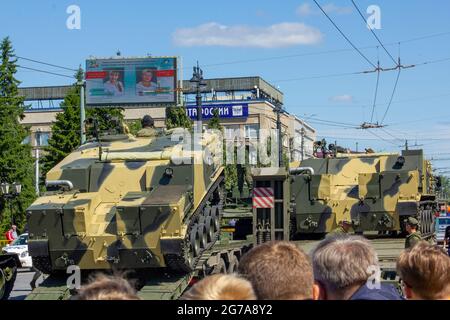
26,129,224,275
253,148,437,241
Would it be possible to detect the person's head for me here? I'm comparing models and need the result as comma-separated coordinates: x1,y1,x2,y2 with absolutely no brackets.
311,234,379,300
238,241,318,300
397,241,450,300
141,115,154,128
74,273,140,300
141,69,154,82
109,70,120,83
181,274,256,300
11,225,16,231
405,217,419,234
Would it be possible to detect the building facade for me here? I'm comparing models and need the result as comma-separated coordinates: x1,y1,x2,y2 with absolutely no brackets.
19,77,316,164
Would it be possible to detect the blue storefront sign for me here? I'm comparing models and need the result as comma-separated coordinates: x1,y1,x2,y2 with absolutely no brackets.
186,103,249,119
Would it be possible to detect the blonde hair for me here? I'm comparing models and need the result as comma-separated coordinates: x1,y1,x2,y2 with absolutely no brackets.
397,241,450,300
181,274,256,300
74,273,140,300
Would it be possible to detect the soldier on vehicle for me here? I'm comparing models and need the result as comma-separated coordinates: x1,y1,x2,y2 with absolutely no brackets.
136,115,157,138
404,217,422,249
327,220,352,237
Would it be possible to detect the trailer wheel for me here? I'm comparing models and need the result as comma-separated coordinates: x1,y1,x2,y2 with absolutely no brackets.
227,255,239,274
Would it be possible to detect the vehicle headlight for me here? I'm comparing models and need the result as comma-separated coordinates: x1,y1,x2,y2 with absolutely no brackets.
20,250,28,258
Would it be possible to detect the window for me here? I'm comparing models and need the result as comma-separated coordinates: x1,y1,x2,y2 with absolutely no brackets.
36,132,50,147
22,135,31,145
224,125,241,140
245,124,259,139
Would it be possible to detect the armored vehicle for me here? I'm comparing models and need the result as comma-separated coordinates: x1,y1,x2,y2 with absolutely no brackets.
253,148,437,241
0,252,19,300
26,129,224,275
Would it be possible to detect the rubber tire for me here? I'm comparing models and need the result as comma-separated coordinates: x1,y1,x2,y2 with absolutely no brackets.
190,224,201,257
205,216,215,243
197,223,208,249
227,255,239,274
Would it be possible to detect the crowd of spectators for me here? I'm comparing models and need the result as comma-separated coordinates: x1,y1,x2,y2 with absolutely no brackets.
72,235,450,300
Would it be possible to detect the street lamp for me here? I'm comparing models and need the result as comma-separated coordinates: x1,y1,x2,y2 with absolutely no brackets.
0,181,22,225
190,61,207,133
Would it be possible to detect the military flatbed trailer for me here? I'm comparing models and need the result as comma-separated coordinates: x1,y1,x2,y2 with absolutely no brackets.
25,235,407,300
25,237,253,300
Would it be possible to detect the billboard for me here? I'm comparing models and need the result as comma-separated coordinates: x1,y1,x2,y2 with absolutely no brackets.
186,103,249,119
85,57,177,105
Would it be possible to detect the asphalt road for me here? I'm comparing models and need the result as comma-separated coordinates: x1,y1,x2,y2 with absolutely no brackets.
9,268,44,300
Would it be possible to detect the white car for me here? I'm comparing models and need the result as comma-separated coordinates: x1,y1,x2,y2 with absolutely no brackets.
2,233,33,268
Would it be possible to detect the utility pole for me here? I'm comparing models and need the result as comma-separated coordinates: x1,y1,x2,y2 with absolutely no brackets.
35,130,41,196
300,127,305,161
275,102,283,167
190,61,206,134
77,80,86,144
405,140,409,150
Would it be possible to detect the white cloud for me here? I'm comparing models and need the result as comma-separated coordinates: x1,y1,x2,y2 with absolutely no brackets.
173,22,323,48
296,2,353,16
296,3,314,16
330,94,354,103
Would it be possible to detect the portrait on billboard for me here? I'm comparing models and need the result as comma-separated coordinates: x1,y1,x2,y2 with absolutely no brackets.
135,67,157,96
103,69,124,96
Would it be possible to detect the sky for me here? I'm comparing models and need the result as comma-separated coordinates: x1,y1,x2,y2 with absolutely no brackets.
1,0,450,173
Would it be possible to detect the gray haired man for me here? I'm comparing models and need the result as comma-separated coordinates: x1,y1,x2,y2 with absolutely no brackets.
311,234,402,300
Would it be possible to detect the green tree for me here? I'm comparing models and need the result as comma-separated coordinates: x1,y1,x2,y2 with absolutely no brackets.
42,68,124,174
42,70,82,174
165,106,192,129
207,108,222,130
0,37,36,232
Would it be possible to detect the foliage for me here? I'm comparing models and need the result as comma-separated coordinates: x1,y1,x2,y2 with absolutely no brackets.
0,37,36,233
165,106,192,129
42,67,124,174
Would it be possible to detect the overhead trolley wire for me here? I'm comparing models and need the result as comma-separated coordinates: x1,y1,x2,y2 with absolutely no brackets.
16,65,75,79
351,0,398,66
16,56,78,72
313,0,377,69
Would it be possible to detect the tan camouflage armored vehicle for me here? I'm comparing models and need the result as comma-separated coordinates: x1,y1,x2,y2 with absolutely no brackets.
26,129,224,275
291,149,436,236
253,148,437,240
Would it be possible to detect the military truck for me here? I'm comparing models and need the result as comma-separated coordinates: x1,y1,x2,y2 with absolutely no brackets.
253,148,437,240
0,253,20,300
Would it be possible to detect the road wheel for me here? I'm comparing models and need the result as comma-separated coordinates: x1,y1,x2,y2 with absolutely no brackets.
190,224,201,257
197,223,208,249
205,216,215,243
0,266,16,301
210,206,220,233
